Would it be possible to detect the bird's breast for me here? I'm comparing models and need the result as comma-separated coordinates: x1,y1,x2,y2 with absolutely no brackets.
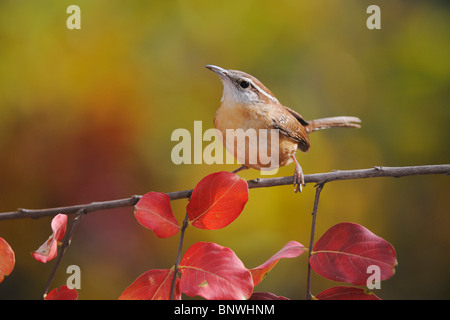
213,102,298,169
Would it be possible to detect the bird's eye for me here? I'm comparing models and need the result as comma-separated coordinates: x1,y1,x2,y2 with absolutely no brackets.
239,80,250,89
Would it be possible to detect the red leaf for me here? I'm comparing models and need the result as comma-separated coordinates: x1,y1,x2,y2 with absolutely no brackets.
52,213,68,243
31,214,68,263
179,242,253,300
119,269,180,300
250,241,305,286
45,285,78,300
187,171,248,230
135,192,180,238
315,286,381,300
0,237,15,283
249,292,290,300
310,222,397,285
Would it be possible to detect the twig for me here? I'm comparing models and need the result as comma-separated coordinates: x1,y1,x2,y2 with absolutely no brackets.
40,209,85,299
0,165,448,221
169,213,189,300
306,182,325,300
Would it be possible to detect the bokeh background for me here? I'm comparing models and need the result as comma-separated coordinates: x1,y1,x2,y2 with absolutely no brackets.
0,0,449,300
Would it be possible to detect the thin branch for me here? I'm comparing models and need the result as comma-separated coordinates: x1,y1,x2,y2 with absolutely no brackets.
41,209,85,299
1,165,448,221
169,213,189,300
306,182,325,300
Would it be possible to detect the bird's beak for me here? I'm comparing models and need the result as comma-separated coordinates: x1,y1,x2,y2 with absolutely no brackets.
205,65,229,80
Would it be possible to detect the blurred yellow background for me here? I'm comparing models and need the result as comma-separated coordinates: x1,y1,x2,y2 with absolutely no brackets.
0,1,449,299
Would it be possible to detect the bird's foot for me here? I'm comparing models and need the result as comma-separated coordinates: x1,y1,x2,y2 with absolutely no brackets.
291,156,305,193
293,167,305,193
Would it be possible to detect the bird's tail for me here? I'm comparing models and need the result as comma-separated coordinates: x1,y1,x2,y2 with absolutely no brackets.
306,116,361,133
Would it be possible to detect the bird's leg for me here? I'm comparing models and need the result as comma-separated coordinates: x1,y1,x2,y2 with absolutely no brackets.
232,165,249,174
291,155,305,193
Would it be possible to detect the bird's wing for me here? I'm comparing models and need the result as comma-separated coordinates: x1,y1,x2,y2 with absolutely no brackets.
283,105,309,126
269,105,310,152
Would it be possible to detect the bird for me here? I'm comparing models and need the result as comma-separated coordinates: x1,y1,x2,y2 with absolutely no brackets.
206,65,361,192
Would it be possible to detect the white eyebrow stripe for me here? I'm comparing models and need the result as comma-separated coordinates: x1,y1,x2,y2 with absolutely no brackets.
244,77,279,103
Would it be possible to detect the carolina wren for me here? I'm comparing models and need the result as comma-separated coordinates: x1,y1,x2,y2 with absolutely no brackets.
206,65,361,192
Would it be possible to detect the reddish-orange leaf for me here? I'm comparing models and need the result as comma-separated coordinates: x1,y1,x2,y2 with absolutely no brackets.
0,237,15,283
119,269,180,300
45,285,78,300
310,222,397,285
135,192,180,238
31,213,68,263
52,213,67,243
187,171,248,230
250,241,305,286
315,286,381,300
179,242,253,300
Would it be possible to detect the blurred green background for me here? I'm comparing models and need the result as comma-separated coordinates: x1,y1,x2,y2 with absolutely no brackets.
0,0,449,300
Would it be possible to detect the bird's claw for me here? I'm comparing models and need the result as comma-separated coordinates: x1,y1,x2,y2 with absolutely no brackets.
293,166,305,193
